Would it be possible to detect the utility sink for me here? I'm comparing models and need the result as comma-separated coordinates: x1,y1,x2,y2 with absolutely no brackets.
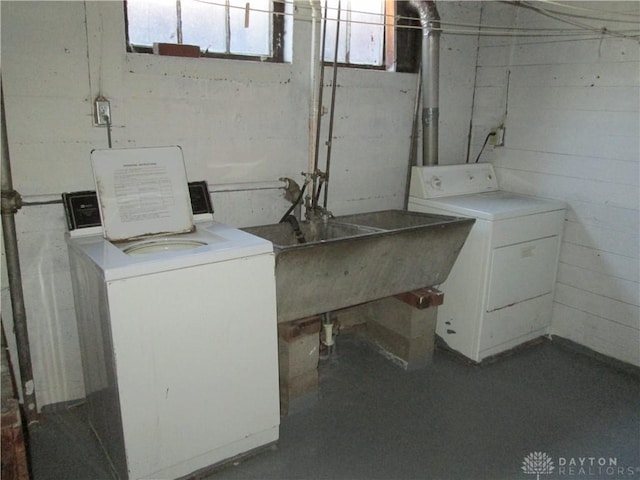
242,209,474,323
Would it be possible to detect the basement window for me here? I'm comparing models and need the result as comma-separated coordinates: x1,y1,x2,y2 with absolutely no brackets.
125,0,286,62
125,1,419,71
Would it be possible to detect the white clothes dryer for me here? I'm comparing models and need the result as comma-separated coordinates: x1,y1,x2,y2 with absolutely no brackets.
408,163,566,362
65,147,280,480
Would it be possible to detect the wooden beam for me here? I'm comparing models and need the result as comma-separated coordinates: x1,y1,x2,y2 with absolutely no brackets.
394,287,444,309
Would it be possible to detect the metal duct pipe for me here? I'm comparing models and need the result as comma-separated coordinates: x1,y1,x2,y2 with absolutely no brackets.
1,77,39,424
409,0,440,166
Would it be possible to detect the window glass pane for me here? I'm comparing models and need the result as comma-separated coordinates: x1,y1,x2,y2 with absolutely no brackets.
229,0,271,56
126,0,287,61
283,0,294,62
181,0,226,52
127,0,177,46
348,0,384,65
322,0,383,65
323,0,347,63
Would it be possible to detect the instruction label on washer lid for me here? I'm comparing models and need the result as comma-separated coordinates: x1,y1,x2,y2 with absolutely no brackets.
91,146,195,241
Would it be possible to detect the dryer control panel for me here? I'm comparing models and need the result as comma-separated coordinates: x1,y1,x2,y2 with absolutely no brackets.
410,163,498,199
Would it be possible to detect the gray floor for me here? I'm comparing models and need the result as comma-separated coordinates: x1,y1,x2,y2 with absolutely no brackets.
28,334,640,480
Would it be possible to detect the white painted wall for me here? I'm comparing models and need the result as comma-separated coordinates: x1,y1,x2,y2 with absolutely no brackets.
0,1,481,407
472,2,640,366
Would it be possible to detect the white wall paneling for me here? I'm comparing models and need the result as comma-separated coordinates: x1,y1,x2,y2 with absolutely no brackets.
473,1,640,366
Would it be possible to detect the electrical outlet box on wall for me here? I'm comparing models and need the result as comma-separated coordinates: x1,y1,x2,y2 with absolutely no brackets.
490,126,505,146
94,97,111,126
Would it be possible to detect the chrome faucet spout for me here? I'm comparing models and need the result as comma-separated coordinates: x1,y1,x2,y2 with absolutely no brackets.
312,205,334,221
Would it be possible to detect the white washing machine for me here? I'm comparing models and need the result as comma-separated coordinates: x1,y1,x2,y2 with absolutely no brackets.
65,146,280,480
408,163,566,362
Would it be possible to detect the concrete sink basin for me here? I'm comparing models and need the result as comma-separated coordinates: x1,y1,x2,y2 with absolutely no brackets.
242,209,474,323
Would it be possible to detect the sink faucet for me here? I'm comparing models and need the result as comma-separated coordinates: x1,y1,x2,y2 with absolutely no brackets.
308,205,334,222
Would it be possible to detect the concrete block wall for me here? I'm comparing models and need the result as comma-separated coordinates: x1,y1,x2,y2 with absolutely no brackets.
360,297,439,369
277,317,321,416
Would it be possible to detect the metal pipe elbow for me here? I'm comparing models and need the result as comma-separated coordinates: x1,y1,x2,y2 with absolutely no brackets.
409,0,441,34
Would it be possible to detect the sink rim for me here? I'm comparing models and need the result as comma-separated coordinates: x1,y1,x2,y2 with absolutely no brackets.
241,209,474,251
242,220,386,250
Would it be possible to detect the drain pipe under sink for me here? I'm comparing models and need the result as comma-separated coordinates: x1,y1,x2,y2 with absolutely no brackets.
320,312,336,359
409,0,441,166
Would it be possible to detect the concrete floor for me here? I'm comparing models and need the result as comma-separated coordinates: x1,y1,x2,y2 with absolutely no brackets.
28,334,640,480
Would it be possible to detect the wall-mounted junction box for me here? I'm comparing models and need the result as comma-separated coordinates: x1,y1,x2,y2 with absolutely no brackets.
490,126,505,146
95,97,111,126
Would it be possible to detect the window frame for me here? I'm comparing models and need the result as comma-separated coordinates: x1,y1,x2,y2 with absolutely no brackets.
394,0,421,73
320,0,386,70
319,1,420,73
123,0,285,63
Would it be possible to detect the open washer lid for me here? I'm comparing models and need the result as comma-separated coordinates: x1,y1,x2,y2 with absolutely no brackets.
91,146,194,242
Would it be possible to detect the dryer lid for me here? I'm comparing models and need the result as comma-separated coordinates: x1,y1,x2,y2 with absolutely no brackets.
91,146,194,242
418,191,566,221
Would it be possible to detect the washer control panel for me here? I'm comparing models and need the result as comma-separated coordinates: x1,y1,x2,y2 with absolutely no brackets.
63,181,213,231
